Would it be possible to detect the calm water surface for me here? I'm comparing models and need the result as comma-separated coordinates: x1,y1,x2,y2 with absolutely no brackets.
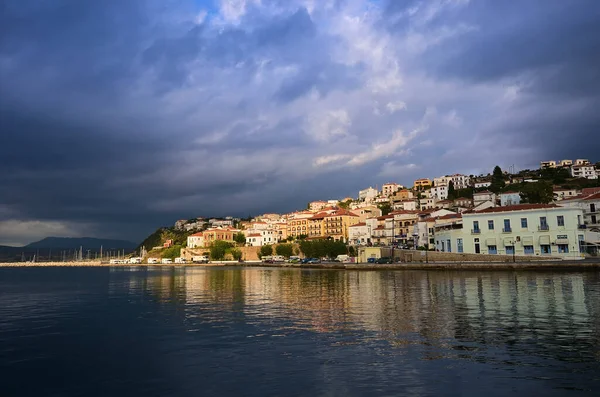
1,267,599,396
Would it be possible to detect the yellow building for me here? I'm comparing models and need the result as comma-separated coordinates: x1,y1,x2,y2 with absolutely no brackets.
323,209,360,241
308,212,327,238
413,178,432,190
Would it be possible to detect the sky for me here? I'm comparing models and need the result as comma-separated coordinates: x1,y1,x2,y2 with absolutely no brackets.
1,0,600,245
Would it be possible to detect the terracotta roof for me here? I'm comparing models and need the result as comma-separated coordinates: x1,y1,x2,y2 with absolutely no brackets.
350,222,367,227
390,210,419,215
190,232,204,236
436,213,462,220
247,233,261,237
583,192,600,201
375,225,385,230
325,209,358,217
311,212,329,220
500,191,519,194
472,204,560,214
583,187,600,196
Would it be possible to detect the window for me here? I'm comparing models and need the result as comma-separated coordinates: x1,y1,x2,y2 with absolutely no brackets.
558,244,569,253
539,216,548,231
506,246,515,255
488,220,494,230
524,245,534,254
447,239,452,253
541,245,551,254
457,238,463,253
557,215,565,227
473,221,480,233
503,219,511,232
488,245,498,254
521,218,528,228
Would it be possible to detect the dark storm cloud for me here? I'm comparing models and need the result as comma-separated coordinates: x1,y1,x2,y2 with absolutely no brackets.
1,0,599,245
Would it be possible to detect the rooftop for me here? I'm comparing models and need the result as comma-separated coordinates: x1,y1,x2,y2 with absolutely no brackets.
471,203,560,214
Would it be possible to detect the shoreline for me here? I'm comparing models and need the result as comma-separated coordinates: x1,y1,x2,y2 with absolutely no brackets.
1,260,599,271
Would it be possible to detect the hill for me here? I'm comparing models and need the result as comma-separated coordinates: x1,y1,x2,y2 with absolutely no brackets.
25,237,137,250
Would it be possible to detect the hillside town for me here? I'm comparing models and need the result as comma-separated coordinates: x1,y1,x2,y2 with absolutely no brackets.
160,159,600,261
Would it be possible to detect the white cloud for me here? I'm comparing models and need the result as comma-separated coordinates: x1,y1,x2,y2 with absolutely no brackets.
386,101,407,113
306,109,352,142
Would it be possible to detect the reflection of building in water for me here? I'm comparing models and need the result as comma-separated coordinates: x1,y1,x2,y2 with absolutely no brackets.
111,267,600,358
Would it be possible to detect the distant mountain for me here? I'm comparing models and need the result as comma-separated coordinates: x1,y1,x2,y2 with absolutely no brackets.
25,237,137,250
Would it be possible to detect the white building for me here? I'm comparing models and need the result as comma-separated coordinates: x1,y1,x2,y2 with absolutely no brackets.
541,160,557,168
392,198,418,211
474,181,492,189
553,188,579,201
210,219,234,227
381,183,401,197
558,192,600,253
575,159,590,166
474,191,496,207
348,222,371,245
571,164,598,179
359,187,378,202
499,191,521,206
434,204,584,259
187,232,205,249
433,176,451,187
431,185,449,200
449,174,471,190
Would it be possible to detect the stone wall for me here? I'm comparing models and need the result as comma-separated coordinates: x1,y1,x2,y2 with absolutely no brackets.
182,243,300,261
395,249,560,263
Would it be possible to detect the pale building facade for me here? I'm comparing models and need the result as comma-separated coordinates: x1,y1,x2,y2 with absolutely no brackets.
571,164,598,179
434,204,584,259
381,183,401,197
359,187,378,202
499,191,521,206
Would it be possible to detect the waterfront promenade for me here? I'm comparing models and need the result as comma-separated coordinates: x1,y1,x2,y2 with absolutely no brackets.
1,260,599,270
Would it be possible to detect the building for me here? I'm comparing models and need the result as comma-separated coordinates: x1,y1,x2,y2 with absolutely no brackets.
559,159,573,167
474,191,496,207
187,233,205,248
387,210,419,247
571,164,598,179
392,198,418,211
553,188,579,201
358,187,378,202
575,159,590,166
201,227,238,247
541,160,557,168
287,211,315,238
308,212,327,239
350,205,382,223
559,192,600,253
434,204,584,259
381,183,401,197
174,219,187,231
323,209,360,241
449,174,471,190
474,180,492,189
309,201,328,212
499,191,521,206
245,229,278,246
412,209,456,249
433,176,451,187
420,197,436,211
431,185,448,200
209,219,234,228
453,197,473,208
413,178,432,190
348,223,371,246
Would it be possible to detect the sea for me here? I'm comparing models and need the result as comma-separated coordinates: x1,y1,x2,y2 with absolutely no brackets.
1,266,599,396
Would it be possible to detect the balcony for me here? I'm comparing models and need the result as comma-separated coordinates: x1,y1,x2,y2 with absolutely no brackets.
502,227,512,233
471,229,481,234
538,225,549,231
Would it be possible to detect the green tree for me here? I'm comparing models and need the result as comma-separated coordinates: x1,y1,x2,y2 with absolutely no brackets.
161,245,182,259
520,181,553,204
210,240,233,260
378,202,392,216
297,234,308,240
259,244,273,258
348,246,356,256
448,181,455,200
338,199,352,209
275,243,294,258
229,248,243,261
490,165,506,193
233,232,246,246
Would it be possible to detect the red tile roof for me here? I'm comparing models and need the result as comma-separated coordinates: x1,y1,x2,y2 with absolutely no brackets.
473,204,559,214
247,233,261,237
435,213,462,221
350,222,367,227
582,187,600,196
583,192,600,201
190,232,204,236
325,209,358,217
500,191,519,194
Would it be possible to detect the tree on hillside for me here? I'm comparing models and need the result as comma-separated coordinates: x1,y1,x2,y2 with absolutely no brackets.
378,202,392,216
448,181,456,200
338,199,352,209
210,240,233,260
519,181,553,204
275,244,294,258
490,166,506,193
233,232,246,246
229,248,243,261
162,245,182,259
259,244,273,258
